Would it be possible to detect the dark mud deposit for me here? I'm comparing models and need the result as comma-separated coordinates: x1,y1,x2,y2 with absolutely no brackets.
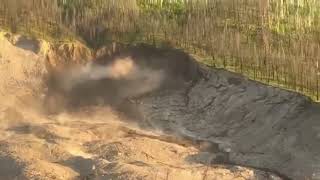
45,44,320,180
0,34,319,179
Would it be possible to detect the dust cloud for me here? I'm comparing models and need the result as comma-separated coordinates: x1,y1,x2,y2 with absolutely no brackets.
0,35,287,180
58,56,165,97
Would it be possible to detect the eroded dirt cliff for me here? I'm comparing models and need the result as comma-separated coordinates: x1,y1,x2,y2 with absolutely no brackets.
0,32,319,180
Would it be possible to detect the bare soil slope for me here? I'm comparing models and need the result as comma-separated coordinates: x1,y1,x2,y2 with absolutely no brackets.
0,32,319,180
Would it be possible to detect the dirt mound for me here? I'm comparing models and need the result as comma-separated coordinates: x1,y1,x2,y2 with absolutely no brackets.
1,32,317,180
0,32,46,110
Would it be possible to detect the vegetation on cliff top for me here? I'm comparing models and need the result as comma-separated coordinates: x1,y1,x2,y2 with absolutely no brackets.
1,0,320,101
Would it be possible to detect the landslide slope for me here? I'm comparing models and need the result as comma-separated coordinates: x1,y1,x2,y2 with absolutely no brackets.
0,32,318,180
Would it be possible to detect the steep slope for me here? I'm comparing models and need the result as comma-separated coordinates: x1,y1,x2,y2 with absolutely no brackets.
1,31,318,180
137,67,320,180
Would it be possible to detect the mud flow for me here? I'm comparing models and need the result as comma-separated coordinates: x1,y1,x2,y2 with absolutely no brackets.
45,45,199,115
0,34,319,180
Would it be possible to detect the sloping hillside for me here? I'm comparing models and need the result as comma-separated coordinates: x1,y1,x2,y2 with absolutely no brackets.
0,32,319,180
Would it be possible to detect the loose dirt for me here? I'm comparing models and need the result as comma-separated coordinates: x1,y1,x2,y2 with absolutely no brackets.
0,32,319,180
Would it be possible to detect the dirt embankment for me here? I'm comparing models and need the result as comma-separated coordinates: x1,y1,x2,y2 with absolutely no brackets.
0,32,319,180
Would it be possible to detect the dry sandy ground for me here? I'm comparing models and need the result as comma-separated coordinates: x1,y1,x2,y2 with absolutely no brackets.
0,31,318,180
